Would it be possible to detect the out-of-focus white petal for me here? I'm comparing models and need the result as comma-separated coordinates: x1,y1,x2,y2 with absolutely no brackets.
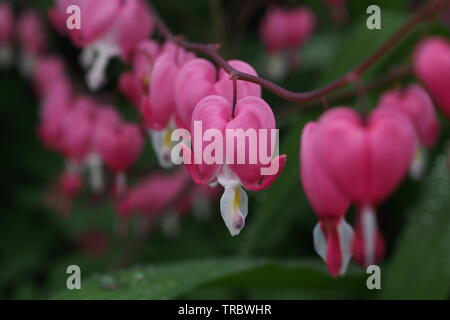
361,206,377,267
313,219,354,276
410,144,427,180
150,125,176,169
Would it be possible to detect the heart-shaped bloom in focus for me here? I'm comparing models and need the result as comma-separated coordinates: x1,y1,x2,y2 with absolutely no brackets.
300,122,353,277
175,59,261,130
0,3,14,68
414,37,450,120
142,42,195,168
96,121,144,195
378,84,440,179
316,107,416,266
186,95,286,236
17,10,47,76
119,40,160,108
53,0,154,90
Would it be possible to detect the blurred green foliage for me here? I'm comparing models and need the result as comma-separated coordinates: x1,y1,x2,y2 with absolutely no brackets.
0,0,449,300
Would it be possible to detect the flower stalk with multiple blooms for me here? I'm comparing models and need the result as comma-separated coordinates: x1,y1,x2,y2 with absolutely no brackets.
2,0,450,276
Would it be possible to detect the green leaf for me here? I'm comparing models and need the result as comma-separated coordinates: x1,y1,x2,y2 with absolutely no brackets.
381,156,450,299
52,258,370,300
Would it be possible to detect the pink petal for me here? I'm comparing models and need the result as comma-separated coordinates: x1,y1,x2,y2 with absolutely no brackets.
378,84,440,148
214,60,261,104
414,36,450,120
175,58,217,129
300,122,350,219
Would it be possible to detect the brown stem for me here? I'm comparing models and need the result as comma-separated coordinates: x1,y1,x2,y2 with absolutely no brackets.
148,0,449,104
279,64,411,118
232,75,238,116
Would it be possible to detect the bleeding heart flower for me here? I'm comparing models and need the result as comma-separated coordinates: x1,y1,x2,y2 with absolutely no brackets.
142,42,195,168
96,121,144,195
378,84,440,179
84,103,122,194
175,58,261,130
117,169,191,221
352,206,385,268
259,6,316,79
63,0,154,90
186,95,286,236
285,8,316,50
300,122,353,277
17,10,47,76
0,3,14,68
60,100,96,164
119,40,160,108
259,7,290,55
316,107,416,266
414,36,450,120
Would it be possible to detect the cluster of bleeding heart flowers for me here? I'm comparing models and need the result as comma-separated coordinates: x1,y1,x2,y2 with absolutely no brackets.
301,36,450,277
2,1,450,276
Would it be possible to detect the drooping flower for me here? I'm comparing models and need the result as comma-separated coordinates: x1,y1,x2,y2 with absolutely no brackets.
59,98,96,165
316,107,416,266
300,122,353,277
37,81,73,152
96,120,144,196
17,10,47,76
259,6,316,78
186,95,286,236
117,169,192,236
141,42,195,168
378,84,440,179
53,0,154,90
414,37,450,120
0,3,14,68
87,103,122,194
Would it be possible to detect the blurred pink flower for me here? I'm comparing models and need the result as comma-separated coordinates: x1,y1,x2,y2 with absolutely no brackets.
300,122,353,277
414,36,450,120
315,107,416,267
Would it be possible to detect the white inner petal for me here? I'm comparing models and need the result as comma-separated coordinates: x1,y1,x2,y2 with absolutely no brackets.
409,144,427,181
218,168,248,236
361,206,377,267
85,152,104,194
150,125,176,169
83,33,120,91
